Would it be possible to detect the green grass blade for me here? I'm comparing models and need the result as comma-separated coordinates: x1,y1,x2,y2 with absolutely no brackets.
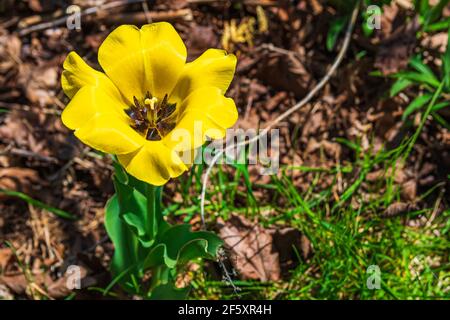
390,78,413,97
0,189,76,220
402,93,433,120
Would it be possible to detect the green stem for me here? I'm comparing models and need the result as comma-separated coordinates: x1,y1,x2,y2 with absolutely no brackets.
146,184,160,295
146,184,159,241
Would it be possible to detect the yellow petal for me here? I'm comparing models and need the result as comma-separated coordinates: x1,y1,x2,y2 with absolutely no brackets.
170,49,237,103
74,113,145,155
140,23,187,99
118,141,188,186
61,51,121,100
98,23,186,103
61,85,128,130
163,86,238,152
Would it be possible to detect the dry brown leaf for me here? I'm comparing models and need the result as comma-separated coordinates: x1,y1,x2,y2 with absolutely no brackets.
18,63,58,107
0,273,29,296
257,51,311,97
0,109,68,161
218,215,279,281
0,28,21,87
218,215,307,281
401,179,417,202
375,4,419,75
0,263,100,299
382,202,419,218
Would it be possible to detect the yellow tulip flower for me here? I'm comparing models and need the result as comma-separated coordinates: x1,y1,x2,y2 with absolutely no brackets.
61,22,238,186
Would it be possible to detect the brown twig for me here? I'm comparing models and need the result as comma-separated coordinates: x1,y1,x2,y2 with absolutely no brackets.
18,0,147,36
0,102,60,115
8,147,59,163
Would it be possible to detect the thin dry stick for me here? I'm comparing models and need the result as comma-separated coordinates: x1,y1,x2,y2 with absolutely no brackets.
200,3,360,225
18,0,146,36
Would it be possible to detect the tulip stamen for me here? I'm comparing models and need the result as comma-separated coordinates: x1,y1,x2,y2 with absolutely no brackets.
125,92,177,141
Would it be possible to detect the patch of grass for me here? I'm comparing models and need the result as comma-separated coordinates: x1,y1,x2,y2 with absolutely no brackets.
180,136,449,300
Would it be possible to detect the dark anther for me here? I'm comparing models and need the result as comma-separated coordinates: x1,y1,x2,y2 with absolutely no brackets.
146,127,162,141
160,94,168,108
134,120,148,133
124,108,136,119
157,121,176,137
125,92,177,141
157,102,176,120
133,96,142,110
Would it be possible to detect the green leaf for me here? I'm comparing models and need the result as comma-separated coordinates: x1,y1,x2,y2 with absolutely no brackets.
123,212,147,238
327,16,348,51
113,177,161,247
431,112,450,130
335,137,361,152
403,94,433,120
0,189,76,220
394,71,441,88
143,224,223,269
127,174,151,198
409,55,438,81
107,162,222,298
431,101,450,111
424,0,450,27
424,17,450,32
104,194,142,291
112,158,128,184
416,0,430,17
432,112,450,130
402,80,446,161
149,283,189,300
162,224,223,264
390,78,413,97
443,28,450,89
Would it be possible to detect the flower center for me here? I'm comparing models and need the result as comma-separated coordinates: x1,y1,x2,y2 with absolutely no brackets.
125,91,176,141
